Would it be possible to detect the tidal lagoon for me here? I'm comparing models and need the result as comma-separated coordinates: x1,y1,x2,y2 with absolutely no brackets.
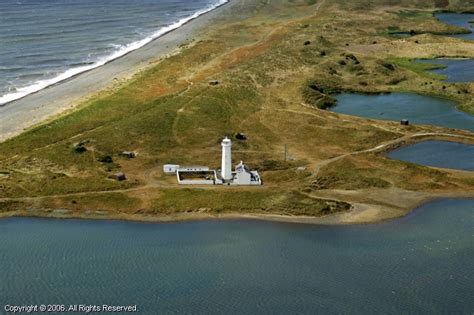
387,140,474,171
415,59,474,82
332,93,474,132
435,12,474,40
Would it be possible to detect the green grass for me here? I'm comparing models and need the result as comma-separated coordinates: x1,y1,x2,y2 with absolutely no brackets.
0,200,27,212
0,80,265,198
272,191,352,216
315,152,466,192
152,189,274,213
151,188,351,216
397,10,434,18
301,82,337,109
312,159,392,190
1,171,134,198
41,193,142,211
387,57,447,80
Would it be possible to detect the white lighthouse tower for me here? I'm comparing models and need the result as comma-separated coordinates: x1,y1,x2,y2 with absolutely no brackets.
221,137,233,181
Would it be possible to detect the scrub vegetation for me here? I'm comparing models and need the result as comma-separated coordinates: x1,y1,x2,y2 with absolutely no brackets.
0,0,473,222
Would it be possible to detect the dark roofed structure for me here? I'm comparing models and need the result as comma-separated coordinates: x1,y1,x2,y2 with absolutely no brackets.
110,172,127,181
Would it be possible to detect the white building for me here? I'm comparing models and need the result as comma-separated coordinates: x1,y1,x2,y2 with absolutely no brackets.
163,164,180,175
164,136,262,186
232,161,262,185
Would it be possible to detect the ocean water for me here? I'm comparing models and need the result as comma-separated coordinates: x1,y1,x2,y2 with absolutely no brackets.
415,59,474,83
0,198,473,314
387,140,474,171
332,93,474,132
0,0,228,105
435,12,474,40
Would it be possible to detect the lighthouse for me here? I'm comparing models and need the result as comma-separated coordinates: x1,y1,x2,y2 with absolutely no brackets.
166,135,261,185
221,137,232,181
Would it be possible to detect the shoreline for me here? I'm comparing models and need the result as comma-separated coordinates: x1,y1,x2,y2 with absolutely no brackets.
1,193,473,226
0,0,238,142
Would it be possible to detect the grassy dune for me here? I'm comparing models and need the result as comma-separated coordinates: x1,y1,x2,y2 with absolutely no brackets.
0,0,473,222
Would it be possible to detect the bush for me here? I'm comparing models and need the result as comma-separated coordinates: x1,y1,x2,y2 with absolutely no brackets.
382,62,396,71
301,80,339,109
97,155,113,163
74,146,87,153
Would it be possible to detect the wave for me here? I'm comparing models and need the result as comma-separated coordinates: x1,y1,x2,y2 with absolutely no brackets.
0,0,229,106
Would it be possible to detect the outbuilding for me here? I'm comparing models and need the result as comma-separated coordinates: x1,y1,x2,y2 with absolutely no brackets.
110,172,127,181
163,164,180,175
235,132,247,140
120,151,136,158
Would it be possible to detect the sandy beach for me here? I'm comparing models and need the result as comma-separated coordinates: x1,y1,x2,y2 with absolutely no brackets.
0,0,238,142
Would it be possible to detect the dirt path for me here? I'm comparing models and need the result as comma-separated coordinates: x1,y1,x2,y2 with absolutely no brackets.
314,0,327,11
313,132,474,176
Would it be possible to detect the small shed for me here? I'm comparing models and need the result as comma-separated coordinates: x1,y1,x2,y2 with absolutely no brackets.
208,80,219,86
163,164,180,175
110,172,127,181
400,119,410,126
120,151,136,158
235,132,247,140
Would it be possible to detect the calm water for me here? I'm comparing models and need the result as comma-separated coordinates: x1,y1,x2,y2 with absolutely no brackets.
332,93,474,132
435,12,474,40
415,59,474,82
387,140,474,171
0,0,227,105
0,198,473,314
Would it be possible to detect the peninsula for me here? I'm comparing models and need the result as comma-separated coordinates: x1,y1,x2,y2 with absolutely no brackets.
0,0,473,224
